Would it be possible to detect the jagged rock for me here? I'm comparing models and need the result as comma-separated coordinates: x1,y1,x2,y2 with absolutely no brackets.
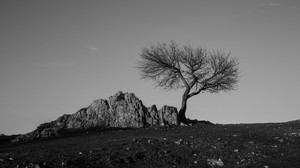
146,105,179,126
56,114,71,128
108,91,146,127
158,105,179,126
55,99,112,130
85,99,111,127
145,105,160,126
12,91,180,142
40,127,59,138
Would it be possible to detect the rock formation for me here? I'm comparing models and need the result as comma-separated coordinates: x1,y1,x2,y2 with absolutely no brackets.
12,91,179,142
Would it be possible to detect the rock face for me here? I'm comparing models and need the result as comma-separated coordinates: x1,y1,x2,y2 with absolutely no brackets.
158,105,179,126
145,105,179,126
145,105,160,126
108,91,146,128
13,91,179,142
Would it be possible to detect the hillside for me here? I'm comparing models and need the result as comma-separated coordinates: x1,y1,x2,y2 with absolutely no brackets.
1,121,299,168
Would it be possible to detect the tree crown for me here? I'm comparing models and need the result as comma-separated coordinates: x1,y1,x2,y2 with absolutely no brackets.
137,41,239,96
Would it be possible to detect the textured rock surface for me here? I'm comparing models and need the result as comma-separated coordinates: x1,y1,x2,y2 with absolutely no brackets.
108,91,146,128
13,91,180,142
145,105,160,126
158,105,179,126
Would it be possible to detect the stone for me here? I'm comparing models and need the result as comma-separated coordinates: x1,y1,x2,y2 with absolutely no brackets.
207,158,224,167
145,105,160,126
85,99,111,127
175,139,183,145
108,91,146,127
12,91,180,142
158,105,179,126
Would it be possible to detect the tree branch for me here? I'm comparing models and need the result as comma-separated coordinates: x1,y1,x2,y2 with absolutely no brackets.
138,41,239,93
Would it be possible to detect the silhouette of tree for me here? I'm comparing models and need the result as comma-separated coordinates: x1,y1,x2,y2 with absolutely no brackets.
137,41,240,123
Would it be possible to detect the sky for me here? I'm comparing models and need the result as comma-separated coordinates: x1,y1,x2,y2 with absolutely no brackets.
1,0,300,135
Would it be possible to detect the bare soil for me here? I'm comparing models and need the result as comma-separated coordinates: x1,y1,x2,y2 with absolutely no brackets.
0,122,299,168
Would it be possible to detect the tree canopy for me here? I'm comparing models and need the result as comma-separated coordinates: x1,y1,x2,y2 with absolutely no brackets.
137,41,240,123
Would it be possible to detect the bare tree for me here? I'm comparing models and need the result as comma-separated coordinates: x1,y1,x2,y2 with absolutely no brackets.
137,41,240,123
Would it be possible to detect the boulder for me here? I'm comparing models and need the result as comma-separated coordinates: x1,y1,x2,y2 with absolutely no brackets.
145,105,179,126
85,99,112,127
12,91,180,142
64,99,112,129
145,105,160,126
108,91,146,128
158,105,179,126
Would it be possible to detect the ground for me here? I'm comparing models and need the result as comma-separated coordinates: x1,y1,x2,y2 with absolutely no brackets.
0,122,299,168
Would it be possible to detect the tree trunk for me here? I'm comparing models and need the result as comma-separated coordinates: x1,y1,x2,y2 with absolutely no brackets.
178,88,189,123
178,98,187,123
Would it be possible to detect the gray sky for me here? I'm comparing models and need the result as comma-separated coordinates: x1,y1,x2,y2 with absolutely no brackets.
1,0,300,135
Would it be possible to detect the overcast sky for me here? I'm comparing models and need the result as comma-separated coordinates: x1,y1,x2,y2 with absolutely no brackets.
1,0,300,135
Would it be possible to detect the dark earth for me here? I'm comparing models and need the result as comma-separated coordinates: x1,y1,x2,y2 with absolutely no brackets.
1,121,299,168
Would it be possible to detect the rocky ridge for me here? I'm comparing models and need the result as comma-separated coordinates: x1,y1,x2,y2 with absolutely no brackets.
13,91,179,142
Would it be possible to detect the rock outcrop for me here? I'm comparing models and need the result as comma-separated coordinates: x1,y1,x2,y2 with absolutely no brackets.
158,105,179,126
145,105,179,126
13,91,179,142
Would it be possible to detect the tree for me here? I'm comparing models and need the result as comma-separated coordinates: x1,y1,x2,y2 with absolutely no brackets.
137,41,240,124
